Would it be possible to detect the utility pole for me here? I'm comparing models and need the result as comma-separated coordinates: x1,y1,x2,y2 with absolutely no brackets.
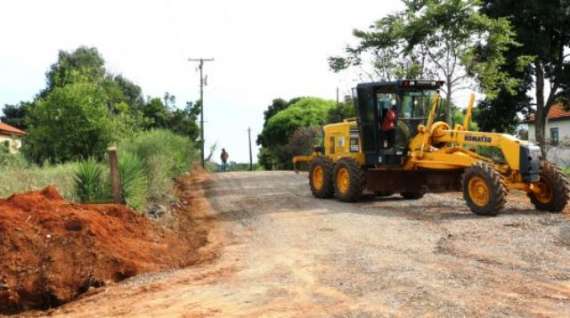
188,57,214,168
247,127,253,171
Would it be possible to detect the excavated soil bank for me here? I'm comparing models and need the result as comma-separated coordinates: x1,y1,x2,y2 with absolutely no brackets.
0,172,214,315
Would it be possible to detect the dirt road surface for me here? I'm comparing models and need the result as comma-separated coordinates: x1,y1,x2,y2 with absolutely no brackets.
30,171,570,317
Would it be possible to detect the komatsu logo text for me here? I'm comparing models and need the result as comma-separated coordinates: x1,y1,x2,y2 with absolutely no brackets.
464,135,492,143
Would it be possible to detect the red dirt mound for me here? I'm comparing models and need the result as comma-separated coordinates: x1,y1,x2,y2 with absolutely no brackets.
0,185,209,314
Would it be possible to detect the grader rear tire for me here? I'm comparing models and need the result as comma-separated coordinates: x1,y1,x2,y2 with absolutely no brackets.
333,158,365,202
462,162,507,216
528,161,569,212
309,157,334,198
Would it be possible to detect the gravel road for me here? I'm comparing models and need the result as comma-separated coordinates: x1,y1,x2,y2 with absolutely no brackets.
36,171,570,317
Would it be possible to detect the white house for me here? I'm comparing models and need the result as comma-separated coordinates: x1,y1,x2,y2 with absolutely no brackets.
528,104,570,146
0,122,26,153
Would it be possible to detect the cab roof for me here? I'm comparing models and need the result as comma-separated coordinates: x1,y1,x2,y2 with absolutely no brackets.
356,79,444,90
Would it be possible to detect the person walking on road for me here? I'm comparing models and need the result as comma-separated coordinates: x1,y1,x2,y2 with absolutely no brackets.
220,148,229,172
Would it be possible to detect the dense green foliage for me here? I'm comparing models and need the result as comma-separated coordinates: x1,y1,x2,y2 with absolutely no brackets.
25,83,115,163
327,101,356,123
481,0,570,153
329,0,570,153
1,46,200,164
1,102,32,130
257,97,336,169
330,0,518,125
263,98,334,145
118,129,196,202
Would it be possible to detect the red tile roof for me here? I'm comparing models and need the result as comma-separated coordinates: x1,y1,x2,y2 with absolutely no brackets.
527,104,570,122
0,122,26,136
547,104,570,120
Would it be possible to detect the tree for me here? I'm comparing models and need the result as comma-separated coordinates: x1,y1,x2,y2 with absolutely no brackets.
25,83,114,163
113,75,144,109
257,97,304,146
262,98,288,123
474,40,533,133
1,102,33,130
329,13,430,81
8,45,202,163
257,97,335,169
168,101,201,141
42,46,106,96
330,0,518,125
482,0,570,154
142,97,170,129
327,100,356,123
283,126,322,159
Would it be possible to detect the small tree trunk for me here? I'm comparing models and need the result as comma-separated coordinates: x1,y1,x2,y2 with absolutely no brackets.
534,60,547,157
446,79,453,125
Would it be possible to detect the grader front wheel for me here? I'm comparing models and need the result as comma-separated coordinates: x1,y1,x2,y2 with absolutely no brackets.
462,163,507,216
309,157,334,198
528,161,569,212
333,158,365,202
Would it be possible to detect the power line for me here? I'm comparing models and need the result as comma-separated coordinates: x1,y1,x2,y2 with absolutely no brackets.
188,57,214,168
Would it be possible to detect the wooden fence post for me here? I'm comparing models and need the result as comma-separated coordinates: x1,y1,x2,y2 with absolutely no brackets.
108,146,123,204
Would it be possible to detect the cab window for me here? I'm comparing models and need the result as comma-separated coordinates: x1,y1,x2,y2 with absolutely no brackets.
400,91,435,119
376,93,398,120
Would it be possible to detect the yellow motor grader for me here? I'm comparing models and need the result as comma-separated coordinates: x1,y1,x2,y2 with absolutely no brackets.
294,80,569,215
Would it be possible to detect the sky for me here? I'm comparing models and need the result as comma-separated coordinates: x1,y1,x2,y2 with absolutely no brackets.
0,0,409,163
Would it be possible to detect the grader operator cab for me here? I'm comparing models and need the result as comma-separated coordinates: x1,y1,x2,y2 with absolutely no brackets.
294,80,569,215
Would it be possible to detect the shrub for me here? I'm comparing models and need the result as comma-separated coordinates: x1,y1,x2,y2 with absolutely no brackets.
74,158,108,203
118,152,147,211
258,97,335,169
118,129,196,202
24,82,115,164
0,144,28,169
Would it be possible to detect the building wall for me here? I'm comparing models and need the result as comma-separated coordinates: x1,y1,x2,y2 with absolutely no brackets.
0,135,22,154
528,119,570,144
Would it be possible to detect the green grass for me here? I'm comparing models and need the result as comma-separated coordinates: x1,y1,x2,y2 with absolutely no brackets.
1,129,197,214
0,162,78,200
564,167,570,176
118,152,147,211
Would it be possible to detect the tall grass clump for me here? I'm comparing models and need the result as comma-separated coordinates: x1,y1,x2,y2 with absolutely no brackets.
0,161,78,200
0,144,28,169
118,152,148,211
119,129,197,202
74,158,108,203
